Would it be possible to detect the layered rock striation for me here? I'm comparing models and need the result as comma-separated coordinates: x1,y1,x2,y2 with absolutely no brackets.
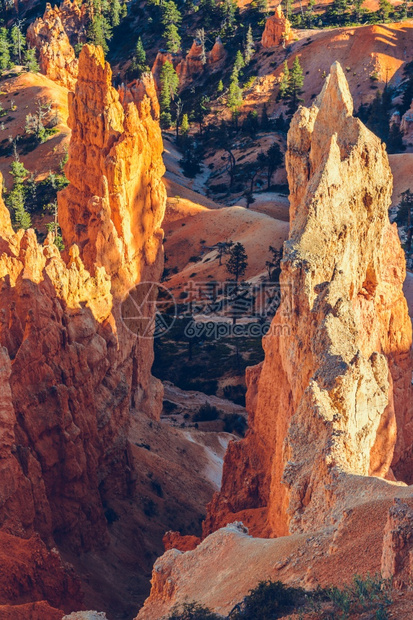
0,44,166,612
204,62,413,539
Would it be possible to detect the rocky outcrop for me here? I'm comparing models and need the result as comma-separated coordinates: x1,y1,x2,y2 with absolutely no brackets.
163,531,201,552
152,37,226,90
27,1,87,90
382,498,413,589
119,73,160,121
204,62,413,539
261,5,293,49
0,44,166,612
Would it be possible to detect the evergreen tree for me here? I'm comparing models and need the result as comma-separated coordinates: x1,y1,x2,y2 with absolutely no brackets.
7,160,31,231
220,0,238,40
244,25,255,65
181,113,189,135
258,143,283,189
160,61,179,128
217,79,224,94
227,68,243,126
87,14,112,52
226,242,248,282
0,28,10,71
287,56,304,114
164,23,181,53
278,61,289,99
366,89,391,142
131,38,149,77
10,24,25,64
378,0,392,21
234,50,244,73
110,0,122,27
161,0,182,27
193,95,210,134
24,47,39,73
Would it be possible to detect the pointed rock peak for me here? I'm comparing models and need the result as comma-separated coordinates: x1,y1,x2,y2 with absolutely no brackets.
79,44,106,75
275,3,284,17
317,61,353,118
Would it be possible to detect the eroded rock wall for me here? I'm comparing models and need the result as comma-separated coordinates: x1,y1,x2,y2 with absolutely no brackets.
0,44,166,611
204,62,413,539
27,1,86,90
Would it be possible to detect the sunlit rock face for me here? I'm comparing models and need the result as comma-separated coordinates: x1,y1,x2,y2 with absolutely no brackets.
261,5,293,49
27,1,86,90
204,62,413,539
0,44,166,610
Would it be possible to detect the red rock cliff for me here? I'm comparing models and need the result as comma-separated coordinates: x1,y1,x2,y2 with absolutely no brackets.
204,62,413,539
0,44,166,612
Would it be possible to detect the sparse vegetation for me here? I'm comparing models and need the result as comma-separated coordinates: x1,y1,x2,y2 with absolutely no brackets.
193,403,221,422
169,576,392,619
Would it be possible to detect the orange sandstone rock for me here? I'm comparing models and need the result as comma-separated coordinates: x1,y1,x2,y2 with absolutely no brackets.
382,498,413,589
27,2,80,90
204,62,413,539
261,5,293,49
0,44,166,612
163,531,201,552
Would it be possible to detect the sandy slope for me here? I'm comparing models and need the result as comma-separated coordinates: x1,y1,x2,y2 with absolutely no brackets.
163,195,289,292
240,21,413,119
0,70,70,187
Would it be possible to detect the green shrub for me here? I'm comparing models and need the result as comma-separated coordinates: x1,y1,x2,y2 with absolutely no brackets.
193,403,220,422
168,601,221,619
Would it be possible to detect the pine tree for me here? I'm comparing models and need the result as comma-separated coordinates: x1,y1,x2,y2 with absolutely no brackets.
227,68,243,126
164,23,181,53
279,61,290,99
244,25,255,65
288,56,304,113
161,0,182,26
24,47,39,73
7,160,31,231
226,242,248,282
110,0,122,26
181,113,189,135
378,0,392,21
217,79,224,94
87,14,112,52
131,38,149,77
0,28,10,71
234,50,244,73
160,61,179,128
10,24,26,64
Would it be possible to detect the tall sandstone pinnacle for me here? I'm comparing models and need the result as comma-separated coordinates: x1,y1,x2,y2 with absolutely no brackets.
0,44,166,612
204,62,413,539
27,1,85,90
